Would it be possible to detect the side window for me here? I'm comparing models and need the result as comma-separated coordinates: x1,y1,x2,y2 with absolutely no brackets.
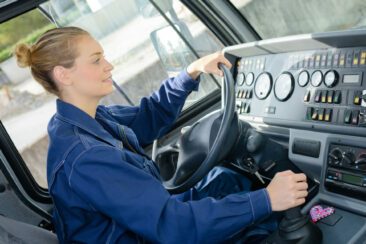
42,0,224,108
0,9,55,188
0,0,224,189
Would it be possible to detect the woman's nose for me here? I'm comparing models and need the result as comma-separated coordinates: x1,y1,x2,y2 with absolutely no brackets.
105,59,114,72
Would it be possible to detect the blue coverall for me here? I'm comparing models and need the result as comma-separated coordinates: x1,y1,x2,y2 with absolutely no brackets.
47,70,272,243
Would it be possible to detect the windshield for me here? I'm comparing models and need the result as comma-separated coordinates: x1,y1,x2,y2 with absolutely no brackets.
231,0,366,39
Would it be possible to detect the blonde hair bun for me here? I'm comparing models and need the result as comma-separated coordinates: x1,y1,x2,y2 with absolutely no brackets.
14,43,32,68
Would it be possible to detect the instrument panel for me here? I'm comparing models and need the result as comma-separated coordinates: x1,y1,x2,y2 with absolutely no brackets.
234,46,366,135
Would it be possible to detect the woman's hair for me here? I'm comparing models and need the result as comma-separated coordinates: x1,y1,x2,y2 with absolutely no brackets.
14,26,90,96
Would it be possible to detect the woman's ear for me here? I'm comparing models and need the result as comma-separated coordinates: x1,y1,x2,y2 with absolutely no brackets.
53,66,72,86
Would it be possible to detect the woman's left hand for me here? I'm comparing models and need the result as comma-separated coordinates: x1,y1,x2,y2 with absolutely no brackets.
186,52,232,80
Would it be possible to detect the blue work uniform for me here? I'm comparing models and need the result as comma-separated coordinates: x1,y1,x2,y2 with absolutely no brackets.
47,70,272,244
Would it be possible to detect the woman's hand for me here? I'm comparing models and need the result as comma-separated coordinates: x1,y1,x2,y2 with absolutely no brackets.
187,52,232,80
266,170,308,211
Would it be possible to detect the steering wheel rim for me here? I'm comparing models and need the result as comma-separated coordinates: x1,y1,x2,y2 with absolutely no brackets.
162,64,237,193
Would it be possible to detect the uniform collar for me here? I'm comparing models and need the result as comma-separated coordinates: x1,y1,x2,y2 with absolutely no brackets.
55,99,119,148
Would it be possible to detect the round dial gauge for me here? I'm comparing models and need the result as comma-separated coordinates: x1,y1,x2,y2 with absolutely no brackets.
236,72,245,86
298,70,309,87
254,72,272,100
274,72,295,101
311,70,323,87
246,72,255,86
324,70,339,88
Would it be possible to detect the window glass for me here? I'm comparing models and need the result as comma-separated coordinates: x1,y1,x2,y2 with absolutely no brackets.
0,0,224,189
41,0,224,108
231,0,366,39
0,9,55,188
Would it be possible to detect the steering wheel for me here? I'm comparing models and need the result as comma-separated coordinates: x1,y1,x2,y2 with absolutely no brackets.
162,64,239,193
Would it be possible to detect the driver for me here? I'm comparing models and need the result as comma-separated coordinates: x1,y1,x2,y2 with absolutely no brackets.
15,27,308,244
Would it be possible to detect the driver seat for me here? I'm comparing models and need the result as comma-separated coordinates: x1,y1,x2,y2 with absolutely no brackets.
0,214,58,243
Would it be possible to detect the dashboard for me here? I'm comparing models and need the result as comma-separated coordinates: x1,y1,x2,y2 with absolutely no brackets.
223,29,366,243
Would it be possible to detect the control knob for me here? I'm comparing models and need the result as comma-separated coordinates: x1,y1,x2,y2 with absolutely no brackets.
355,153,366,170
328,148,343,166
341,152,355,167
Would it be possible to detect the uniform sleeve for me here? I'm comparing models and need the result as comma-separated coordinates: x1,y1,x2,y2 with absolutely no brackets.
68,146,272,244
105,69,200,145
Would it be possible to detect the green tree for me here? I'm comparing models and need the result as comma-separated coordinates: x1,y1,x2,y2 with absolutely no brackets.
0,9,50,50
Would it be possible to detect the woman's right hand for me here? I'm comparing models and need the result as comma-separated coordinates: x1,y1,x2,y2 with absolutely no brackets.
266,170,308,211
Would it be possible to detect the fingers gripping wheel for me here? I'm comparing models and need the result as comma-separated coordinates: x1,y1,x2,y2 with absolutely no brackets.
163,64,239,193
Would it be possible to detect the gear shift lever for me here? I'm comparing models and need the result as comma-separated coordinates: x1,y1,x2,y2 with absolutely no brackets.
262,206,322,244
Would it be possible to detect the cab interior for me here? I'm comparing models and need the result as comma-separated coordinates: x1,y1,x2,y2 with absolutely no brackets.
0,0,366,243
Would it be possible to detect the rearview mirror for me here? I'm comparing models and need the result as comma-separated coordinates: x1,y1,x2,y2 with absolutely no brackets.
150,21,196,76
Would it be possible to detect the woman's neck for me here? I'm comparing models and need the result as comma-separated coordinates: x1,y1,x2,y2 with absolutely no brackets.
60,94,100,118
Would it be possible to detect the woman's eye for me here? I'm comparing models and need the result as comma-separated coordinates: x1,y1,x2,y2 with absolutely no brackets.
94,58,100,64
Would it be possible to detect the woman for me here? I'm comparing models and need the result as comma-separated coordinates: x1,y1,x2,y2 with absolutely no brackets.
15,27,308,244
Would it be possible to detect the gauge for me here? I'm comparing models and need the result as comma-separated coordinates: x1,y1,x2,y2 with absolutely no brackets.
298,70,309,87
274,72,294,101
311,70,323,87
324,70,339,88
254,72,272,100
246,72,255,86
236,72,245,86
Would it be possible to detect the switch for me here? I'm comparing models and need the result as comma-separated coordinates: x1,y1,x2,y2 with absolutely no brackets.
359,112,366,127
306,107,313,120
303,90,311,102
247,90,253,99
334,90,341,104
325,109,332,122
321,90,327,103
244,104,250,113
352,110,359,125
354,91,362,105
327,90,334,103
315,90,321,103
318,108,325,121
344,110,352,124
240,102,246,114
312,109,318,120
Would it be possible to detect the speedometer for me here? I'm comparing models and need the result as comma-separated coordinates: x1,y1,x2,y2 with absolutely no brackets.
274,72,294,101
254,72,272,100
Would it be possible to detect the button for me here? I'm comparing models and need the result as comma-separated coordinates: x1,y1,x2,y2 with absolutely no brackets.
353,51,360,67
265,106,276,114
244,104,250,113
339,53,345,67
352,110,359,125
318,109,324,120
312,109,318,120
334,90,341,104
236,91,241,98
325,109,332,122
354,91,362,105
321,90,327,103
344,110,352,124
303,90,311,102
306,107,313,120
327,90,334,103
241,90,247,99
346,51,353,67
333,53,340,67
315,90,321,103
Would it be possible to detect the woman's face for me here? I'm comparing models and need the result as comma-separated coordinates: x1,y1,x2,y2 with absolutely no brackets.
67,35,114,100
